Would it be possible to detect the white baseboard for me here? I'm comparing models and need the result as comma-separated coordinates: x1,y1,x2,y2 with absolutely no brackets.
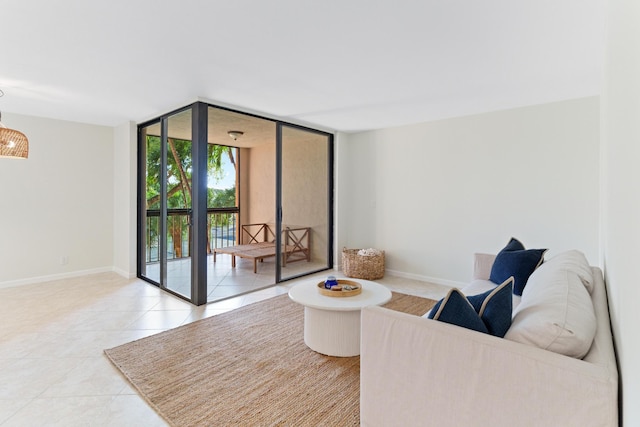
112,267,136,279
0,266,118,289
384,268,465,289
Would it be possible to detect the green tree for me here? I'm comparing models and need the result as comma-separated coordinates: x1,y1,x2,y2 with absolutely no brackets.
145,136,237,257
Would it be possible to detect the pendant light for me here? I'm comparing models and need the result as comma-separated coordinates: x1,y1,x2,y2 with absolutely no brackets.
0,90,29,159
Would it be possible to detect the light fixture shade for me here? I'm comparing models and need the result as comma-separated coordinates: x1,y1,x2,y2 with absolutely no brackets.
0,125,29,159
228,130,244,141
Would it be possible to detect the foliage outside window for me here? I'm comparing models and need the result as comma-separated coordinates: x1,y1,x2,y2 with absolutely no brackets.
145,135,238,260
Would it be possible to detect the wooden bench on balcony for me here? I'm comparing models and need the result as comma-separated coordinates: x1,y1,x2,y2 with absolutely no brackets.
213,223,311,273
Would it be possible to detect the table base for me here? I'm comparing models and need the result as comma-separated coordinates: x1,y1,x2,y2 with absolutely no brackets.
303,306,361,357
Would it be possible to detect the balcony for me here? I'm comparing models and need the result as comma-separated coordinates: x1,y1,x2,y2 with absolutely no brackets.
143,209,327,302
145,208,239,262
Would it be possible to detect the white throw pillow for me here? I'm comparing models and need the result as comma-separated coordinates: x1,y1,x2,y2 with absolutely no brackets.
504,251,596,358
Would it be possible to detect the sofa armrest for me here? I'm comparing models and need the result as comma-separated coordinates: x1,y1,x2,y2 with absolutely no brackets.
473,252,496,280
360,306,617,427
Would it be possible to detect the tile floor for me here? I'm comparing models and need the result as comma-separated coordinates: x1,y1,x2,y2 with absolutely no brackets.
0,271,449,426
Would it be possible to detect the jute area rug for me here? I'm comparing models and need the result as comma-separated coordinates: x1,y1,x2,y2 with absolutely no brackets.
105,292,436,426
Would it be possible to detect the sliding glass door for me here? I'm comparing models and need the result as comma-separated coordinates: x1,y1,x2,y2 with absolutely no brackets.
139,121,161,284
139,103,333,305
277,124,333,282
164,109,193,299
138,107,194,301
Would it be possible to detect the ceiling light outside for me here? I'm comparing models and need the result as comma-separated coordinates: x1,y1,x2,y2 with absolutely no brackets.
228,130,244,141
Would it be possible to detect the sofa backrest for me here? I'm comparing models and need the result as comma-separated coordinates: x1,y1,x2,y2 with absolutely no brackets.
583,267,617,373
504,251,597,358
473,250,616,365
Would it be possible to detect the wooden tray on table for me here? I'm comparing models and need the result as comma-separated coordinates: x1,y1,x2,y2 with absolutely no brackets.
317,279,362,297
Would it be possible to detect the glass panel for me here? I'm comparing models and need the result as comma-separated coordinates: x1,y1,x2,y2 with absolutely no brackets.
206,106,278,302
165,109,192,298
141,122,161,284
279,125,331,281
207,144,239,250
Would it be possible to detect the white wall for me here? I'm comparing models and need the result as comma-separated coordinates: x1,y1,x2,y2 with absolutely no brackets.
340,97,600,286
0,113,114,287
602,0,640,424
333,132,349,270
112,121,137,278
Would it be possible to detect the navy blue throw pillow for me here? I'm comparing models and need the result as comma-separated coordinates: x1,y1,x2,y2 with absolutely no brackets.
429,277,514,337
490,238,547,296
502,237,525,252
428,288,489,334
466,277,514,337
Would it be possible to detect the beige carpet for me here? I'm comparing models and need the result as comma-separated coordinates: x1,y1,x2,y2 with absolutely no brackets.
105,292,436,426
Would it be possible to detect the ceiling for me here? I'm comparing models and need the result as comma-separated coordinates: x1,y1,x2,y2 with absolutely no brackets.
0,0,605,133
143,106,277,148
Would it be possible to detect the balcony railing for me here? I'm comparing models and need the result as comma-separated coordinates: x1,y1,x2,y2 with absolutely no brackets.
145,208,239,263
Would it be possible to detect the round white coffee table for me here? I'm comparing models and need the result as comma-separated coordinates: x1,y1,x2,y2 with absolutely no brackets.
288,278,392,357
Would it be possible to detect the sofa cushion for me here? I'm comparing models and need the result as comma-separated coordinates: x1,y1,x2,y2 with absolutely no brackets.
427,277,513,337
490,237,547,296
543,249,594,294
504,251,597,358
427,288,489,334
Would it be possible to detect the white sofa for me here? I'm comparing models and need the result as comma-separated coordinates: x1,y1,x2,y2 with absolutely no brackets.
360,251,618,426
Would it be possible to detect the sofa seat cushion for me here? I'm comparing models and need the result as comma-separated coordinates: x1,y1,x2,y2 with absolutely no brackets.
504,251,597,358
